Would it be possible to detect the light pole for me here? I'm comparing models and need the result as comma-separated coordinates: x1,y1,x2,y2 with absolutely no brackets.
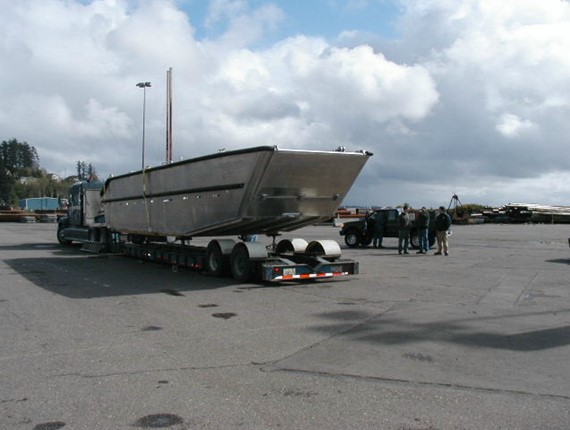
136,81,151,171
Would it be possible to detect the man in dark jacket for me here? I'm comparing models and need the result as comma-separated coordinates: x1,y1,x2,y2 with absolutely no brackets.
398,205,411,254
416,207,430,254
434,206,452,256
372,210,385,248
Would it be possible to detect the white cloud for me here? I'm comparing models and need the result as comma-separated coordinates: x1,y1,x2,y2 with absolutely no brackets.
293,44,439,122
495,113,537,138
204,0,284,49
205,0,248,27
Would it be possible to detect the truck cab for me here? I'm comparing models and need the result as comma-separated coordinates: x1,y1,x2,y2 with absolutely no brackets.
339,207,436,249
57,180,107,246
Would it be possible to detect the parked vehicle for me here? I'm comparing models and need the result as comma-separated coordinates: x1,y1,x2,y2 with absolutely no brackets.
339,207,436,249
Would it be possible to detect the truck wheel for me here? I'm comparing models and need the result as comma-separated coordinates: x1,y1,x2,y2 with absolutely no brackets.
409,230,420,249
344,231,360,248
57,227,71,245
428,232,436,248
230,244,255,283
206,242,229,277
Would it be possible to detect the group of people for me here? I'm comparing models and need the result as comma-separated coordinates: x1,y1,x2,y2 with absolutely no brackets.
372,205,451,255
397,205,451,256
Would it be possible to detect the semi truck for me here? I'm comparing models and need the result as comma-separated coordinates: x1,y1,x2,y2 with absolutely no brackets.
57,146,372,282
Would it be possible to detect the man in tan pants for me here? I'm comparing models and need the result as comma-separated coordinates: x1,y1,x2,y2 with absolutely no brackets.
434,206,451,255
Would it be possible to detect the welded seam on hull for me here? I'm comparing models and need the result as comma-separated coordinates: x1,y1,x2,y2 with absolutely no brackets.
102,182,245,203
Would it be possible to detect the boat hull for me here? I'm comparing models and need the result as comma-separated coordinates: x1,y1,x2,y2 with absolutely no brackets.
103,146,371,238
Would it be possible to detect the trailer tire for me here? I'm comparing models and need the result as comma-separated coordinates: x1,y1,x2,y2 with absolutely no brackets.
230,244,255,283
275,238,308,254
206,242,229,277
306,240,342,258
130,234,146,245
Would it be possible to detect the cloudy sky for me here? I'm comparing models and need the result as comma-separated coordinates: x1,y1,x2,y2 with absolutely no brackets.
1,0,570,208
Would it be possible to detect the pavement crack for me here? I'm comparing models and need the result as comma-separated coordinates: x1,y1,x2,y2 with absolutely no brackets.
270,368,570,401
55,363,251,379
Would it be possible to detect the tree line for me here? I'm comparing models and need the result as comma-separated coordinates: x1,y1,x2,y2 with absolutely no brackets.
0,138,98,209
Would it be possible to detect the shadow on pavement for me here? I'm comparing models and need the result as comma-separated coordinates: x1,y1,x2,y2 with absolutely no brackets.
3,254,237,298
3,251,340,298
546,258,570,265
0,242,72,252
310,308,570,352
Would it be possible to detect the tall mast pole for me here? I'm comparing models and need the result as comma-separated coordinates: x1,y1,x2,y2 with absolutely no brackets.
166,67,173,163
136,81,151,170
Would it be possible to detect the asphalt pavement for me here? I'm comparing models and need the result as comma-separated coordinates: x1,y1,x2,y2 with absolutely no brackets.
1,222,569,429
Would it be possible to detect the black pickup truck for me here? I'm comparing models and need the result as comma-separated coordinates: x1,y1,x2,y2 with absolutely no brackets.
339,208,436,249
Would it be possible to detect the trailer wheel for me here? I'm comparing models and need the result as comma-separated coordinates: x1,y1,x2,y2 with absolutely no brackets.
306,240,342,258
206,242,229,277
230,244,255,283
275,238,308,254
344,231,360,248
130,234,146,245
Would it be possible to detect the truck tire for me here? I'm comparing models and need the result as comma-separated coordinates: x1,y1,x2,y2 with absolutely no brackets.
230,244,255,283
409,230,420,249
344,231,361,248
57,226,71,245
410,230,436,249
428,231,436,248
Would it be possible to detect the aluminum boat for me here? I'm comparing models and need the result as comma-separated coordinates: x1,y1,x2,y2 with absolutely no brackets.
103,146,371,238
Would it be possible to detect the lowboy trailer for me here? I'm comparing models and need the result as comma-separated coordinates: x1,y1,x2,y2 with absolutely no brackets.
121,238,358,283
